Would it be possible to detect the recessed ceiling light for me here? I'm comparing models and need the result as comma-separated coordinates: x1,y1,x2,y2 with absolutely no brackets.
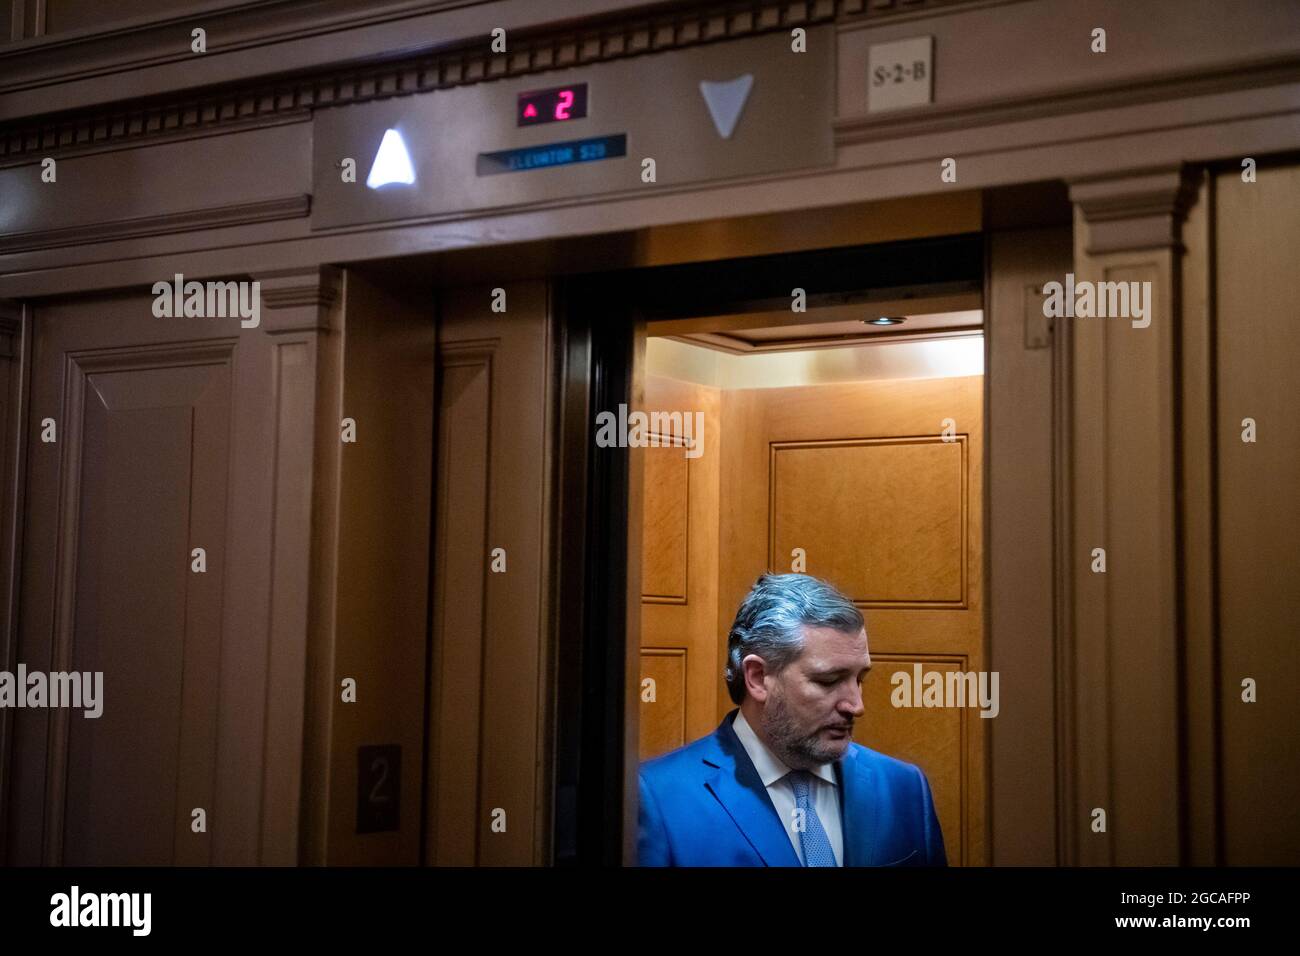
865,316,906,326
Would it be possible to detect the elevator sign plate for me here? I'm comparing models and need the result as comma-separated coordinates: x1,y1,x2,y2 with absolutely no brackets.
310,26,834,230
867,36,933,113
477,134,627,175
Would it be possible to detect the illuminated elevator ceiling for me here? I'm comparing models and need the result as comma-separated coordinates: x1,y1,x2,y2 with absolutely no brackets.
650,312,982,390
646,323,984,390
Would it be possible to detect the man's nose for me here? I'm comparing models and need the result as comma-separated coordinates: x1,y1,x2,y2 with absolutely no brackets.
841,683,865,718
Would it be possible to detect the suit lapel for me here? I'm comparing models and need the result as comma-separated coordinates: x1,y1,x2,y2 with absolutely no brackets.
837,744,879,867
702,712,801,867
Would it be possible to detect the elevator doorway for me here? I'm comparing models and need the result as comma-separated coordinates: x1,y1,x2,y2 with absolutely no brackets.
388,189,1073,868
626,236,986,865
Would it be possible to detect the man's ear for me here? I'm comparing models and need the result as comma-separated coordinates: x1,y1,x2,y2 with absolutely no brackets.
742,655,769,703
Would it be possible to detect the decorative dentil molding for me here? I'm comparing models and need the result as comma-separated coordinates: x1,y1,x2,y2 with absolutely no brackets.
0,0,988,162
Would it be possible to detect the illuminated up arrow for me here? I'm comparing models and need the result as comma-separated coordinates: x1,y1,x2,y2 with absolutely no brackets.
366,128,416,188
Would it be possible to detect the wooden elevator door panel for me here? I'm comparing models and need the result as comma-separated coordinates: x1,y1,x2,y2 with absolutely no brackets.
424,281,552,866
7,295,264,865
717,375,985,865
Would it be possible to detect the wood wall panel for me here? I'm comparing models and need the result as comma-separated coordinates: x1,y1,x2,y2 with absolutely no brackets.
258,334,321,866
43,0,220,36
0,303,24,867
61,353,231,865
1070,190,1182,865
1067,162,1300,866
717,375,985,864
428,353,491,866
1,267,435,867
1177,172,1219,867
985,226,1072,866
426,281,553,866
771,437,965,607
1101,260,1180,865
316,270,434,866
256,266,343,868
862,655,967,865
1214,164,1300,865
5,289,292,866
638,376,720,755
641,444,689,603
639,649,686,759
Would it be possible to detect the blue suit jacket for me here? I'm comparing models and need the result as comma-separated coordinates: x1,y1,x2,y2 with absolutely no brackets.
638,709,947,867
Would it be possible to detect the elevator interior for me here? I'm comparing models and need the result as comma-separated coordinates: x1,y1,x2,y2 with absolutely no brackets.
627,235,988,864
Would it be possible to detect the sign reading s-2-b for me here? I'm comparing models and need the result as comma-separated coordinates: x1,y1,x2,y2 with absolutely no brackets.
311,26,833,229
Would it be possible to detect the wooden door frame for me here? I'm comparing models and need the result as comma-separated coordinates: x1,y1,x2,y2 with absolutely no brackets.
558,232,1057,867
983,225,1075,865
550,273,643,866
0,301,29,865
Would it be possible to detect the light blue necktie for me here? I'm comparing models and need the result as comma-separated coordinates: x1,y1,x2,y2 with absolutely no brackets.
788,770,838,867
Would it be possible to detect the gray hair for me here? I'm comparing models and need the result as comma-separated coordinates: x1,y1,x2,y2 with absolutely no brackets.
724,573,865,705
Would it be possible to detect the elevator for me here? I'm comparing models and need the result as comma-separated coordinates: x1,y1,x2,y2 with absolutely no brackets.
388,201,1074,867
1,0,1297,870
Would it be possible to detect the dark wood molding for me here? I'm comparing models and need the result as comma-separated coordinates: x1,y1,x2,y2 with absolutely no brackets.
834,51,1300,148
0,0,829,159
0,0,996,162
1069,166,1199,255
1051,251,1075,865
255,265,342,334
0,296,25,868
0,194,310,254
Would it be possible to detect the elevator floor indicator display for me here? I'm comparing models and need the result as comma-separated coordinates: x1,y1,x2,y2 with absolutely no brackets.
476,134,627,176
517,83,589,126
311,25,833,227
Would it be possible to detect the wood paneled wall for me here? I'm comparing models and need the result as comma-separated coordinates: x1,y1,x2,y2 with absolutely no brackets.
1211,164,1300,864
305,270,435,865
0,276,337,865
714,376,985,864
425,280,554,866
639,375,721,758
985,226,1073,865
1066,161,1300,865
0,0,252,42
1069,171,1194,865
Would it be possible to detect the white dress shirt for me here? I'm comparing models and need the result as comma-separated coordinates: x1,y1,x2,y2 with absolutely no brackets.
731,709,844,866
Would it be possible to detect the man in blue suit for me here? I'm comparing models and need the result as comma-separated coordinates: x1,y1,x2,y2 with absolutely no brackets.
638,573,947,867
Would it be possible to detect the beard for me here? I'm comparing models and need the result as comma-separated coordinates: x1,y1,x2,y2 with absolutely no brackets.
762,685,852,768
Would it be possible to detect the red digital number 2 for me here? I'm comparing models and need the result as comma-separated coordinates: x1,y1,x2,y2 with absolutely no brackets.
555,90,574,120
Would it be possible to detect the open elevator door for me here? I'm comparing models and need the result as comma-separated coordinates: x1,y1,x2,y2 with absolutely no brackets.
552,233,1003,865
